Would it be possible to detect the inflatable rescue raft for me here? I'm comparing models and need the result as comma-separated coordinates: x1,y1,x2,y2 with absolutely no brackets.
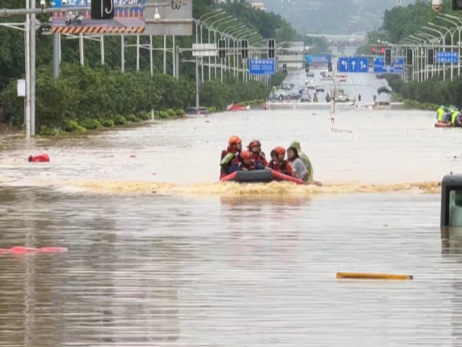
435,122,462,128
220,170,305,185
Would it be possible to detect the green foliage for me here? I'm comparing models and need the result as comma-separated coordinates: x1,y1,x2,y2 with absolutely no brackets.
39,126,59,136
271,71,287,87
64,120,87,133
99,119,114,127
137,112,151,121
175,109,185,116
200,78,271,110
125,114,138,123
114,115,127,125
166,109,177,117
80,118,103,130
159,111,170,119
384,74,462,109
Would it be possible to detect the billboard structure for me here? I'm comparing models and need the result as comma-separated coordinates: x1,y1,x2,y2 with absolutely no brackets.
51,0,193,36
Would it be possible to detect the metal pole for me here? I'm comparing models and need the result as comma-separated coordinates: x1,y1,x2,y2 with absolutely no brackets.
149,35,153,76
25,0,30,138
172,35,175,77
29,0,35,136
163,35,167,74
175,45,179,79
195,57,200,108
58,34,61,63
121,35,124,72
136,35,140,71
79,33,84,66
52,34,59,77
100,35,104,65
208,30,212,80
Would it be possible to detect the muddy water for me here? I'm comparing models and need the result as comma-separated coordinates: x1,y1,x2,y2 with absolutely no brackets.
0,106,459,346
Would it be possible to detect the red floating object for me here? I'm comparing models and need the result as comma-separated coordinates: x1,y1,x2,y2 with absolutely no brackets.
11,246,39,253
0,246,68,254
28,153,50,162
39,247,68,253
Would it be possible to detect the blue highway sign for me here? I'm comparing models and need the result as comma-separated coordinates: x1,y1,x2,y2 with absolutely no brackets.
437,51,458,64
373,57,404,74
305,54,332,64
337,57,369,73
249,59,275,75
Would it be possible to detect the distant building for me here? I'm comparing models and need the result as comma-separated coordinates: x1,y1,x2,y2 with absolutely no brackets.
214,0,266,11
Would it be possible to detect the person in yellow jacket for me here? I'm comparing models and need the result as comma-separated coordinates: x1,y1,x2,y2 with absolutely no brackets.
436,105,446,122
450,109,462,127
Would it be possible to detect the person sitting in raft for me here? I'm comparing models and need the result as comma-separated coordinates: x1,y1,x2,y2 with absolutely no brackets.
268,147,294,177
437,105,446,122
247,139,267,166
220,136,243,179
437,105,451,123
450,109,462,126
229,150,265,173
287,147,309,182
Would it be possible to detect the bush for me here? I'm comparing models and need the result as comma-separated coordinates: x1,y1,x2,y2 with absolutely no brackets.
99,119,114,127
125,114,138,123
114,115,127,125
0,64,277,136
166,109,177,117
80,118,103,130
137,111,151,121
63,120,86,133
39,126,58,136
159,111,170,119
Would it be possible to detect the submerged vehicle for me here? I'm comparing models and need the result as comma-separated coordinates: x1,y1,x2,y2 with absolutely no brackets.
185,107,210,116
220,170,305,185
227,104,250,111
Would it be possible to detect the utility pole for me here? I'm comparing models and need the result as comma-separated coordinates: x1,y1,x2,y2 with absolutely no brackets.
25,0,30,138
30,0,36,136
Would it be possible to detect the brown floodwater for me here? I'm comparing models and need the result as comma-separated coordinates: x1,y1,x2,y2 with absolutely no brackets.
0,94,460,345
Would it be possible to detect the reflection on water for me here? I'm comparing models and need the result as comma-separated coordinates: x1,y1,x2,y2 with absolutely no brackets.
0,187,460,346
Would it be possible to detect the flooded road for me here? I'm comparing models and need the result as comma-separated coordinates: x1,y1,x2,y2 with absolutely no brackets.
0,70,459,346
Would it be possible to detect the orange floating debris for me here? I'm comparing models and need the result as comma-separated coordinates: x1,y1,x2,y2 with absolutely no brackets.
336,272,413,280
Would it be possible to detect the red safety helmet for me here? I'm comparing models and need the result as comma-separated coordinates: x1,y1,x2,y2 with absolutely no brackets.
247,140,261,149
274,146,286,155
228,136,242,146
240,151,252,160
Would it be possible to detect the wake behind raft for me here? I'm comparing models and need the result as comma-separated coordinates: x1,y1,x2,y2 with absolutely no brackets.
220,170,305,185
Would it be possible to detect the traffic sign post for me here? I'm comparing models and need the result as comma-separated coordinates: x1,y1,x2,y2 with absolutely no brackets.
337,57,369,73
249,59,275,75
436,51,459,64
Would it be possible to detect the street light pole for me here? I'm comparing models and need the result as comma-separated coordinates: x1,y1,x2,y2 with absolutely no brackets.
422,26,446,81
429,22,454,80
442,14,462,76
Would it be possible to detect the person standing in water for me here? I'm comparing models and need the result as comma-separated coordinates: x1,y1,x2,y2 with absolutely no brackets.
289,140,314,183
289,141,322,186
